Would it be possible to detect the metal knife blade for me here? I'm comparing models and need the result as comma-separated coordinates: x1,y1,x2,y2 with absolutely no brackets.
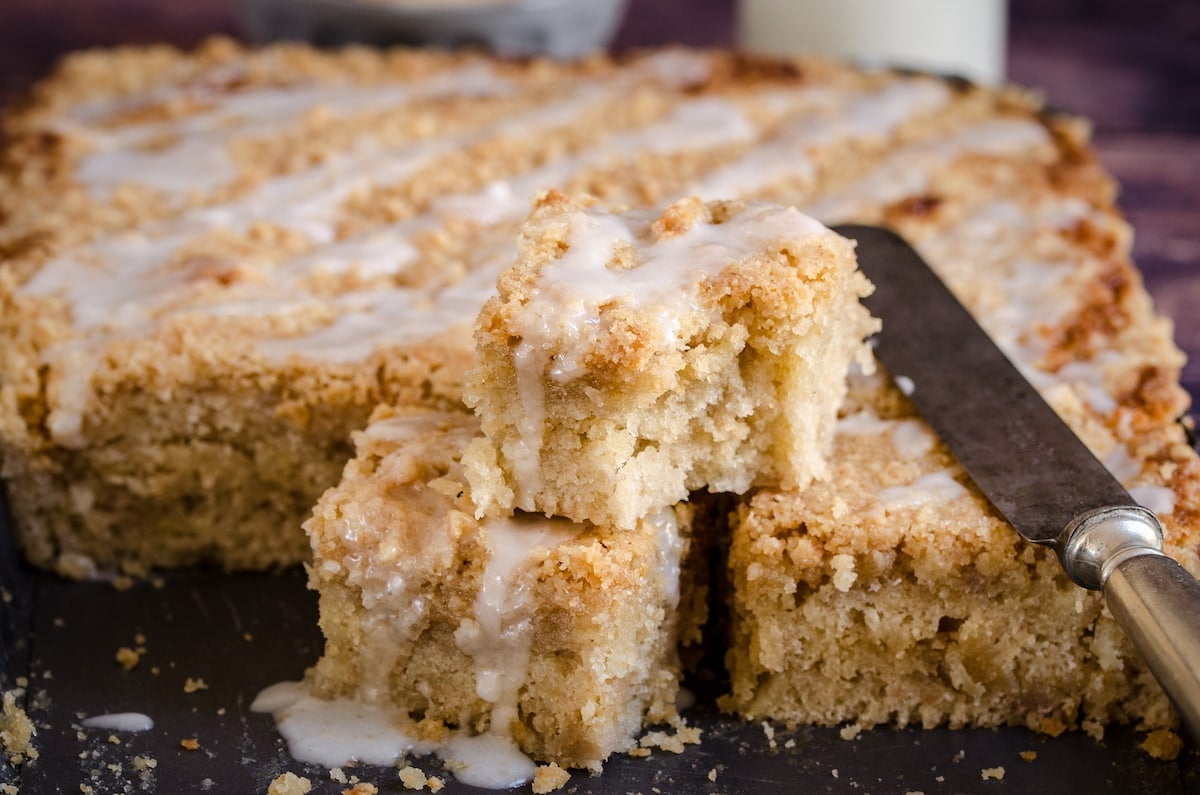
835,222,1200,739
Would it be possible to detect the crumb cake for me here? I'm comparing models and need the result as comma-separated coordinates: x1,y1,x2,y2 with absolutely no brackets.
293,405,703,771
0,36,1197,755
463,192,875,529
724,379,1196,734
2,41,1054,574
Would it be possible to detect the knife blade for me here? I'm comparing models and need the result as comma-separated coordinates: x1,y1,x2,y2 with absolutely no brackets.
835,223,1200,740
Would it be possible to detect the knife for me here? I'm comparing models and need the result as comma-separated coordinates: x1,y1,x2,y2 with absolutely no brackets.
835,223,1200,740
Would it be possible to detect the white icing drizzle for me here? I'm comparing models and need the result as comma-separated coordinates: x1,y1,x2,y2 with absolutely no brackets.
441,734,538,789
887,419,936,460
649,508,685,609
1102,443,1143,483
878,470,968,507
509,338,551,501
41,340,96,448
359,412,474,446
836,411,934,461
252,681,536,789
26,87,763,446
327,419,478,700
523,202,828,348
455,515,579,736
26,77,645,315
1101,444,1176,517
695,79,951,201
835,409,894,436
252,681,433,770
80,712,154,732
904,195,1122,415
804,118,1051,223
442,96,757,227
68,64,515,199
532,202,825,321
1130,485,1176,517
251,96,757,367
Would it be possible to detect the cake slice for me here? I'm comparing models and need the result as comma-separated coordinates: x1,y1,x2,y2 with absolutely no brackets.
463,192,878,530
722,370,1195,737
298,405,706,772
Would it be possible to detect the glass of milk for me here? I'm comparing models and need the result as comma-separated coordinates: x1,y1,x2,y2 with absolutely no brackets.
737,0,1007,85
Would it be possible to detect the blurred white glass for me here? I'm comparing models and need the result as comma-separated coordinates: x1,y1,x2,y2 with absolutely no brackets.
737,0,1007,84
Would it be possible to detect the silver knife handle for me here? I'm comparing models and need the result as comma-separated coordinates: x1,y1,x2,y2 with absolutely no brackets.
1061,505,1200,740
1106,553,1200,740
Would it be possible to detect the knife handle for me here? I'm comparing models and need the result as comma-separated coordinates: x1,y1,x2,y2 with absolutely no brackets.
1061,504,1200,741
1104,552,1200,742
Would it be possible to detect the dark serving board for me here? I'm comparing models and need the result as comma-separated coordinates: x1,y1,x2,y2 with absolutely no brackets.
2,492,1198,794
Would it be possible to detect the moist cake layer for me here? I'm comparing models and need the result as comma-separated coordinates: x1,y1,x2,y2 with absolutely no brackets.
463,192,876,529
297,405,704,771
723,372,1196,735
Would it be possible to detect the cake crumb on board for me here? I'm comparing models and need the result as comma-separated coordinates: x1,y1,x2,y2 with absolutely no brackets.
981,766,1005,781
1140,729,1183,761
1019,750,1037,762
399,765,448,791
532,762,570,793
398,765,426,790
183,677,209,693
637,722,703,754
1,690,38,765
115,647,140,671
267,772,312,795
1038,718,1067,737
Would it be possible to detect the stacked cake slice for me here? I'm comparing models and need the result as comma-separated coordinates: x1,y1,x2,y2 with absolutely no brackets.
463,192,877,528
285,195,877,773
